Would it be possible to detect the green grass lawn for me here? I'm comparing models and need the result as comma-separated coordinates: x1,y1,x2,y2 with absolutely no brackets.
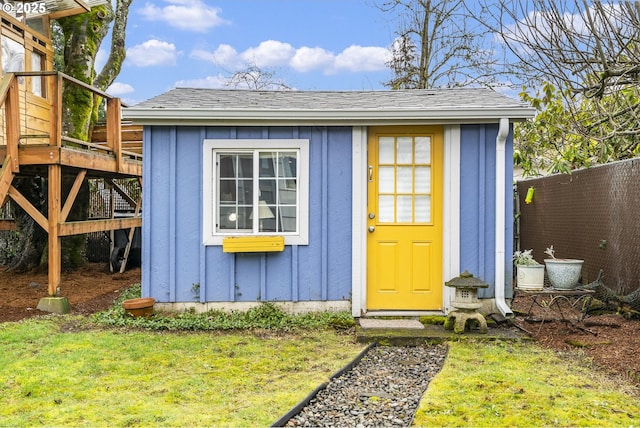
0,317,363,427
414,341,640,427
1,309,638,427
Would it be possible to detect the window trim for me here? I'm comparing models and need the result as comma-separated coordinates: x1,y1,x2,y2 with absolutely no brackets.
203,139,310,246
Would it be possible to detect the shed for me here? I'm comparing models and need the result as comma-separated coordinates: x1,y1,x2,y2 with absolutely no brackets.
124,88,535,317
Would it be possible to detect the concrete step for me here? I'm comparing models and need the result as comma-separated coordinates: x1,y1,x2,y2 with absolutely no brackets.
356,317,527,345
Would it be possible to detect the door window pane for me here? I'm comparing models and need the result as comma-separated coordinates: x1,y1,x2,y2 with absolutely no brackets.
379,137,394,163
396,137,413,164
415,167,431,193
397,196,413,222
396,167,413,193
378,195,394,222
415,196,431,222
378,166,394,193
415,137,431,163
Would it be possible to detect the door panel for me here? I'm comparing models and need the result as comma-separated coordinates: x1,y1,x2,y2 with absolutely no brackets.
367,126,443,311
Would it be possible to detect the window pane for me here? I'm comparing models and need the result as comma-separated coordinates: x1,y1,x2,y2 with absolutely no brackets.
219,153,253,178
415,196,431,222
31,51,42,96
397,196,412,222
278,152,297,177
219,206,237,230
379,137,394,163
415,167,430,193
238,155,253,177
238,206,253,229
378,166,394,193
259,152,276,177
396,137,413,164
278,179,297,204
237,179,253,204
396,167,412,193
219,155,235,178
215,147,300,236
415,137,431,163
279,206,297,232
258,203,277,232
378,195,394,222
2,37,24,74
259,179,277,204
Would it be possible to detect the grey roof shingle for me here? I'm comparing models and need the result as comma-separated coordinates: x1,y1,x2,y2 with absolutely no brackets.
124,87,535,125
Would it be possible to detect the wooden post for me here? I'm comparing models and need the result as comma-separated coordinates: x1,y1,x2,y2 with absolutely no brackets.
48,164,62,296
5,76,20,172
50,73,62,147
119,179,142,273
106,98,122,172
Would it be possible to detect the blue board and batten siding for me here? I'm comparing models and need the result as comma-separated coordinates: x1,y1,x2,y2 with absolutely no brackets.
142,126,353,303
142,123,514,304
459,124,514,299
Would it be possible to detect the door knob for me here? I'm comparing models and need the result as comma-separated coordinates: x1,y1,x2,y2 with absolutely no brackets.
368,226,375,233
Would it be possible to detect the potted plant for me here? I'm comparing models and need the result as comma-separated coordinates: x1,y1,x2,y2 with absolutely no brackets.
544,245,584,289
513,249,545,290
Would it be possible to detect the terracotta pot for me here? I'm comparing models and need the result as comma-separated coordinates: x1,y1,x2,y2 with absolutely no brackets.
122,297,155,317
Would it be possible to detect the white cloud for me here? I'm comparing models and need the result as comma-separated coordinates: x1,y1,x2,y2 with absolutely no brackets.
107,82,135,96
127,40,178,67
333,45,390,72
175,74,228,89
241,40,296,68
290,47,334,72
139,0,229,33
191,45,244,70
191,41,390,75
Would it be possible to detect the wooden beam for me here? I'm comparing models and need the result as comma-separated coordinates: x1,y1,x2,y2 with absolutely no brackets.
60,169,87,222
0,156,15,207
119,185,143,273
48,165,62,296
58,216,141,236
105,178,137,208
7,186,48,232
0,220,17,231
15,146,142,177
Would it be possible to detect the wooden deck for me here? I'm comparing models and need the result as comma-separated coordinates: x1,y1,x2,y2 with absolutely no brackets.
0,71,142,296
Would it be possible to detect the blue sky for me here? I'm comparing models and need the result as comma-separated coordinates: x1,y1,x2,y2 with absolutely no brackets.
106,0,397,105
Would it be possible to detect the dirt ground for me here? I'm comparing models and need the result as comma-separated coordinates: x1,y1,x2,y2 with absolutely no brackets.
0,265,638,387
511,293,640,387
0,263,140,322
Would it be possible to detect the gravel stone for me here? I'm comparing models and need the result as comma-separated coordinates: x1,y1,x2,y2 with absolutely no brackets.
285,344,448,427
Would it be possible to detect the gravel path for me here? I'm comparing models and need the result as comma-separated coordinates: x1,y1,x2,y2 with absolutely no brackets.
284,344,448,427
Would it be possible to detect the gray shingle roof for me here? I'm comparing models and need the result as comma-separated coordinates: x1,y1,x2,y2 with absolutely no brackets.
124,87,535,125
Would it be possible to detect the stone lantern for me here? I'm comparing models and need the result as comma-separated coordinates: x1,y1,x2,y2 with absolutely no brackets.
444,270,489,334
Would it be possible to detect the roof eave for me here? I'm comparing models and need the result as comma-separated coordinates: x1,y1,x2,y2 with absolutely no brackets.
123,107,537,126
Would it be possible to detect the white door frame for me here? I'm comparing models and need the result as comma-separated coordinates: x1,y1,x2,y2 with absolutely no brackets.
350,125,461,317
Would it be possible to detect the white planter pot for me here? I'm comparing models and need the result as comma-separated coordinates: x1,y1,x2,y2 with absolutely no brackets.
516,265,545,291
544,259,584,289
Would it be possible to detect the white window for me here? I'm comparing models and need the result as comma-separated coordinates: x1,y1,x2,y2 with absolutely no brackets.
203,139,309,245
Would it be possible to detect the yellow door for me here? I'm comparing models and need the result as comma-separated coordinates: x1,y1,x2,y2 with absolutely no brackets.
367,126,443,310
